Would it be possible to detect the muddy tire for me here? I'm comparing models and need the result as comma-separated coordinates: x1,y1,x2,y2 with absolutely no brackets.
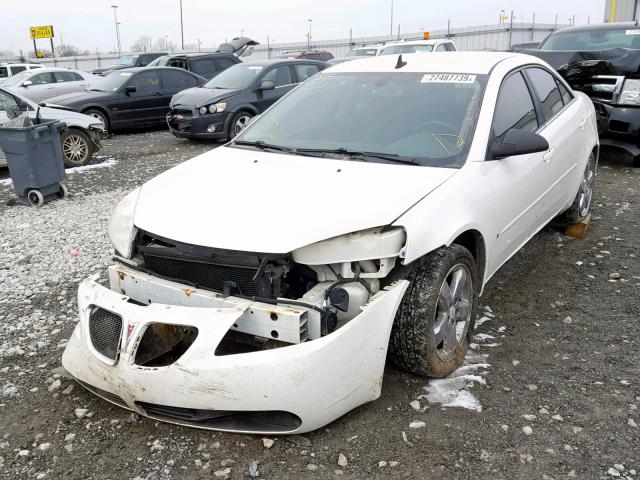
557,152,597,225
389,245,478,378
61,128,94,167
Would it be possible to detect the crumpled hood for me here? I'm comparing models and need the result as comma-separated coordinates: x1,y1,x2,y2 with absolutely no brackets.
524,47,640,79
133,146,457,253
92,65,127,75
170,87,241,108
46,90,112,108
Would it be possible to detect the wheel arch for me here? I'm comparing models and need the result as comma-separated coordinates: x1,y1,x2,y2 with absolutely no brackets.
80,105,111,128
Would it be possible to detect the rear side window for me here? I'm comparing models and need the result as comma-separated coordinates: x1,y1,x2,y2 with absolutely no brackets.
435,44,448,52
556,79,574,105
319,52,333,61
294,64,320,82
10,66,26,75
191,59,216,77
526,67,564,120
445,43,456,51
162,70,199,90
55,71,83,82
493,71,538,138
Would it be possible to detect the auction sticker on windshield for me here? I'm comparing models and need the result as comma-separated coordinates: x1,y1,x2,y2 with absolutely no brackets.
421,73,476,83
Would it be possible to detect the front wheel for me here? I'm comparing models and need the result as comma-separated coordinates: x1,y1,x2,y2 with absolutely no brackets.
61,128,94,167
83,109,110,133
389,245,478,378
557,152,597,225
228,111,254,139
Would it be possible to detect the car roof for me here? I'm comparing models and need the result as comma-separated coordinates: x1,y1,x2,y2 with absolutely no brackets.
383,39,448,47
0,63,41,67
552,21,638,34
164,52,234,59
19,67,84,74
326,51,520,74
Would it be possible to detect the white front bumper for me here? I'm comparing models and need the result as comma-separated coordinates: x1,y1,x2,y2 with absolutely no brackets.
62,267,408,434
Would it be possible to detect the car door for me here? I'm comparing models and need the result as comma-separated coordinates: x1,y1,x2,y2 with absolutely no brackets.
523,66,587,214
484,70,553,273
254,64,296,113
117,70,165,125
53,71,89,96
22,72,58,102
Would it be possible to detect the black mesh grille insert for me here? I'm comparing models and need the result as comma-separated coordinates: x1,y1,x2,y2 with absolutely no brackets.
137,402,302,432
142,252,259,296
88,306,123,361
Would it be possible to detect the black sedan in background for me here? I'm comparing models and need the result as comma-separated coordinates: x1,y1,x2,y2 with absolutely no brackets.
167,59,327,140
45,67,206,132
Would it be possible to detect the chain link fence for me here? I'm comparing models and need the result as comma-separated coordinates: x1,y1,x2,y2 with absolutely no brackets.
4,22,565,72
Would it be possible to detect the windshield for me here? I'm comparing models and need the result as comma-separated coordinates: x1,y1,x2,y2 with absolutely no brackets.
541,27,640,51
2,70,31,86
380,44,434,55
347,48,378,57
117,55,140,66
204,64,263,89
88,71,134,91
147,56,169,66
234,72,486,167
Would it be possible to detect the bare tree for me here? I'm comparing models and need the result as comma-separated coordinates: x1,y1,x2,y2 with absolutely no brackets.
57,44,83,57
130,35,153,53
153,37,177,52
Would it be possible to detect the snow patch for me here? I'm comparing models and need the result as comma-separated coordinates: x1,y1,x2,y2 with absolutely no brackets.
66,158,118,174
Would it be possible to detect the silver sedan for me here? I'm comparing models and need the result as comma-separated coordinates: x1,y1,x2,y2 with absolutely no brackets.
1,68,98,103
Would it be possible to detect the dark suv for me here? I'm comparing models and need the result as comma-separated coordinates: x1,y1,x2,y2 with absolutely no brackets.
277,50,334,61
91,53,166,76
167,59,327,140
148,53,241,79
528,22,640,166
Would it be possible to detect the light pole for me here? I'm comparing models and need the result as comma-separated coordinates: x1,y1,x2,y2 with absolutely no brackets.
307,19,312,48
179,0,184,50
111,5,121,54
390,0,394,37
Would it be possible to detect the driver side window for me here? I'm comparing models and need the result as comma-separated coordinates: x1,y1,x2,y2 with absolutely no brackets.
493,71,538,139
261,66,293,87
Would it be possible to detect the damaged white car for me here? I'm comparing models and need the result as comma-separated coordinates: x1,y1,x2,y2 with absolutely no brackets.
62,52,599,434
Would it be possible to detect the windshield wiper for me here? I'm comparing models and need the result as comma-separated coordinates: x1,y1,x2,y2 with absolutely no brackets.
296,147,419,165
232,140,295,153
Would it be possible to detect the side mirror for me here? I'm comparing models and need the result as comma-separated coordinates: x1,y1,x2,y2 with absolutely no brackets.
257,81,275,91
491,129,549,160
22,80,33,87
124,85,137,95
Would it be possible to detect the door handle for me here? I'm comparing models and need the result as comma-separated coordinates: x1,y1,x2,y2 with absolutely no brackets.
543,148,555,162
579,117,587,129
46,85,55,89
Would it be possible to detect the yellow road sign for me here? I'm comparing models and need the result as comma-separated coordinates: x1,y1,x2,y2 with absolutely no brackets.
29,25,54,39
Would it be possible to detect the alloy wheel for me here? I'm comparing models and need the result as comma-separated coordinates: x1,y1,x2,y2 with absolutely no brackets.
578,156,596,218
234,115,252,135
433,264,473,361
63,134,89,165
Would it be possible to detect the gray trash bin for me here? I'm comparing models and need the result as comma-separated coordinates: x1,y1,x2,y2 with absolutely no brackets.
0,119,68,206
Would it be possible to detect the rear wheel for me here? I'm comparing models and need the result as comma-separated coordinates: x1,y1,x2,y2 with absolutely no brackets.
27,189,44,207
61,128,94,167
557,152,597,225
228,111,253,139
389,245,478,378
83,109,110,133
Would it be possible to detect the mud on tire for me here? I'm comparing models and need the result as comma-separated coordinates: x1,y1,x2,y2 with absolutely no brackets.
389,244,478,378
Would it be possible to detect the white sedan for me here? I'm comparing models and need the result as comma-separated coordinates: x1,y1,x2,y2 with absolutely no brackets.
62,52,598,434
1,67,97,103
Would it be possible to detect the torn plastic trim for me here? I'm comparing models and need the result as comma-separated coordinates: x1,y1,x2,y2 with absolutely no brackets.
61,276,409,434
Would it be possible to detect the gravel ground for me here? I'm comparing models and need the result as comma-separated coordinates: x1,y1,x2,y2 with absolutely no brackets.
0,131,638,480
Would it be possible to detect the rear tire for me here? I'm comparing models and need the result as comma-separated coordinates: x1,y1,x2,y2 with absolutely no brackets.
557,152,597,225
389,245,478,378
83,109,110,133
61,128,94,167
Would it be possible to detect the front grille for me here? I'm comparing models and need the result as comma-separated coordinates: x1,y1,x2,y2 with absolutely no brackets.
170,107,193,118
137,402,302,432
569,75,624,103
88,306,123,361
143,252,260,296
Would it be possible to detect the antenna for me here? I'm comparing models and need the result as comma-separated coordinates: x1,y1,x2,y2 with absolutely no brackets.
395,54,407,69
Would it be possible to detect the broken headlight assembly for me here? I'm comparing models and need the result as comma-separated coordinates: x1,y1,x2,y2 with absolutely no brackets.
108,187,140,258
618,79,640,106
198,102,227,115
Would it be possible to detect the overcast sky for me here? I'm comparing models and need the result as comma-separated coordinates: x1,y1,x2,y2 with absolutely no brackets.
3,0,605,54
